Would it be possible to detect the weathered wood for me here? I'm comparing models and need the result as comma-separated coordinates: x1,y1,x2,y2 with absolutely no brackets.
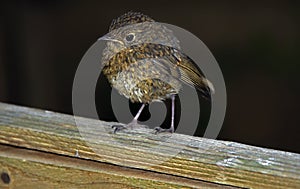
0,145,227,189
0,102,299,188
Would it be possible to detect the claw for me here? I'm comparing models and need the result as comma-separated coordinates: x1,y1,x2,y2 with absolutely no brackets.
154,127,174,134
112,122,148,134
112,125,127,133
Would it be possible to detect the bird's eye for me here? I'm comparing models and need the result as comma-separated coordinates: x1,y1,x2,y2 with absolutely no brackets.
125,33,135,42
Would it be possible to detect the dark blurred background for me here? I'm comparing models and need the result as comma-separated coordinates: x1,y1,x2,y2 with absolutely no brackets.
1,1,299,153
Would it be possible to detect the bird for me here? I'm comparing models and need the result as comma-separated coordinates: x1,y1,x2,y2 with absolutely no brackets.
99,11,214,134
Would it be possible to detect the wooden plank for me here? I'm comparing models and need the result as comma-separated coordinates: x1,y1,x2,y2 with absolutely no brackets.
0,145,229,189
0,102,299,188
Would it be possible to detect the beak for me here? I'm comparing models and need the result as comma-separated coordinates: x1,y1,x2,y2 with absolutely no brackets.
98,34,124,45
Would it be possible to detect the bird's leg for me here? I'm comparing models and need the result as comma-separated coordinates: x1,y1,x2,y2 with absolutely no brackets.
154,95,175,134
112,104,147,133
127,103,146,128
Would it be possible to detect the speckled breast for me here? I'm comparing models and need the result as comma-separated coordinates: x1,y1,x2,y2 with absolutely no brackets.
103,58,181,103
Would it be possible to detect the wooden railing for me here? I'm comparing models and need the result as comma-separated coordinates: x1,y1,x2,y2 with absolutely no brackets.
0,102,299,188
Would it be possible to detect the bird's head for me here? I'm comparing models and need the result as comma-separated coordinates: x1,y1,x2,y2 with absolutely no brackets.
99,11,180,62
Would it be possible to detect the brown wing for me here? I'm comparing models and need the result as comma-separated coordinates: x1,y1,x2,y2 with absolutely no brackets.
151,45,215,99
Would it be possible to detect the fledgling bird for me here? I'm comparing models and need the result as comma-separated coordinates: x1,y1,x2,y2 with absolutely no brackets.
100,11,214,133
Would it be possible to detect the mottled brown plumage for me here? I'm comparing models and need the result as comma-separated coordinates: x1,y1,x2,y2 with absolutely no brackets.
109,11,155,31
100,12,214,133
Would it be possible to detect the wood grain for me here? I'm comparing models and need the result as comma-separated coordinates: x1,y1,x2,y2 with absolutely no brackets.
0,102,299,188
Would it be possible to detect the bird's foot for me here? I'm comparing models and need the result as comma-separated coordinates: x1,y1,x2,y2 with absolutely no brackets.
112,121,148,133
154,127,174,134
112,124,127,133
